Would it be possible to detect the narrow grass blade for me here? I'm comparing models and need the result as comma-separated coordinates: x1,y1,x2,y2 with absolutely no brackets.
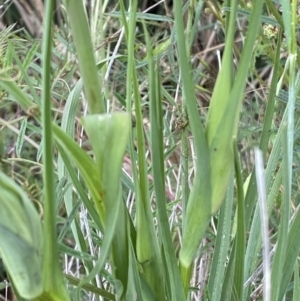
272,1,298,296
220,242,236,301
123,2,166,299
278,205,300,300
149,63,186,300
56,143,103,232
207,173,234,301
232,143,246,301
57,78,85,248
242,30,282,237
16,117,27,157
271,125,290,301
41,0,70,299
63,0,105,114
293,260,300,301
255,148,271,301
65,274,116,300
244,112,284,298
140,22,167,300
54,123,105,224
0,78,39,113
174,0,211,279
22,42,39,71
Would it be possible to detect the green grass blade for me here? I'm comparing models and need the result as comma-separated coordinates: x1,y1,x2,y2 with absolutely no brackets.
145,28,186,298
21,42,39,71
208,0,264,214
140,22,167,300
80,113,131,299
57,78,85,248
278,190,300,300
204,0,237,215
126,239,144,300
56,143,102,232
259,28,283,158
220,242,236,301
121,1,167,298
272,1,298,296
278,205,300,299
0,78,39,113
243,29,282,233
174,0,211,278
232,143,246,301
293,260,300,301
207,173,234,301
15,117,27,157
41,0,69,298
53,124,105,223
255,148,271,301
149,64,186,300
63,0,105,114
244,113,285,298
271,125,290,301
65,274,116,300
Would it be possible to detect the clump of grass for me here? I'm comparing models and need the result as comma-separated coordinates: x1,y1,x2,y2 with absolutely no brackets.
1,0,300,301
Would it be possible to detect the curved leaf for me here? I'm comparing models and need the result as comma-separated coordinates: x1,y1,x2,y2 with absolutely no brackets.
0,173,43,299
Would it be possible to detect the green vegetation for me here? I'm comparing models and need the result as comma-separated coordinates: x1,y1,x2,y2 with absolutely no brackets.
0,0,300,300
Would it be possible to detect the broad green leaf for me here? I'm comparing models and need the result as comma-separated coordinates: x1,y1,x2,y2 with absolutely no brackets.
0,226,42,299
81,113,130,195
0,172,43,299
80,113,131,299
207,0,264,214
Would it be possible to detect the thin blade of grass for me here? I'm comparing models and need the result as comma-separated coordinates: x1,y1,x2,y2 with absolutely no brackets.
278,204,300,299
41,0,70,298
56,143,102,232
271,124,290,301
271,0,298,296
293,260,300,301
137,22,167,299
149,62,186,300
63,0,105,114
65,274,116,301
174,0,211,280
53,124,105,223
207,173,234,301
220,241,236,301
15,117,27,158
232,142,246,301
255,148,271,301
121,1,167,298
57,78,84,246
